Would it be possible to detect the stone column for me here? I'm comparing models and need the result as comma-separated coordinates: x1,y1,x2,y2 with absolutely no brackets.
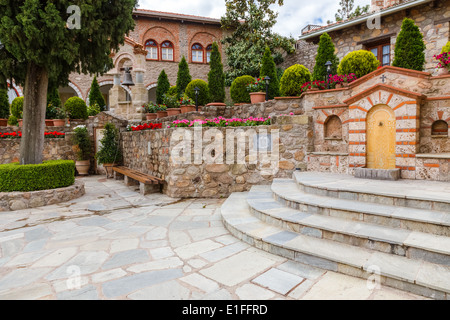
131,68,148,121
109,73,122,114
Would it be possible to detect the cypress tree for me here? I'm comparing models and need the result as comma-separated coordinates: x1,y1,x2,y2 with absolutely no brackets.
176,56,192,96
156,70,170,104
260,46,280,99
392,18,426,71
208,42,225,103
312,33,339,81
89,76,106,111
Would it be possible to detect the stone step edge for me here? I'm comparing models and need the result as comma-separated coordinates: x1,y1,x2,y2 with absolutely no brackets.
247,189,450,262
293,172,450,213
272,180,450,233
221,194,450,299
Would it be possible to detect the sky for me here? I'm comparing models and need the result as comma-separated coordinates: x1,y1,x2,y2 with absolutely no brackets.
138,0,372,38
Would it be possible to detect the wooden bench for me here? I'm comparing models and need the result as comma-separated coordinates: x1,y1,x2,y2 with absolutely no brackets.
112,166,164,195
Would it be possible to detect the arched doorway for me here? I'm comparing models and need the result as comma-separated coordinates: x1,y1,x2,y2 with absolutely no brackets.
59,82,83,105
366,105,396,169
147,83,157,104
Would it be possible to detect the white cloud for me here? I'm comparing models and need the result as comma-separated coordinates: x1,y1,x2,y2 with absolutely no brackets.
138,0,371,38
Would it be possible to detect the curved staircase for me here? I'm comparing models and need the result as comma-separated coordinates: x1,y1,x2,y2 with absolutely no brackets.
221,172,450,299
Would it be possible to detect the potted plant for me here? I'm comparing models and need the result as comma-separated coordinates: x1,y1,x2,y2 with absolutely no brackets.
156,104,168,118
72,125,91,176
52,106,67,126
180,95,196,113
163,94,181,116
246,78,266,104
144,102,158,120
434,51,450,76
45,103,57,126
95,122,122,178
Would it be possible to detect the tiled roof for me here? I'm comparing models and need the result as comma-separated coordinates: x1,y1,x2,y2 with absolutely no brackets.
134,8,222,24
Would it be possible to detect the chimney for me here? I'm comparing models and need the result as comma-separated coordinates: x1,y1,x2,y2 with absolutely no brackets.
371,0,404,11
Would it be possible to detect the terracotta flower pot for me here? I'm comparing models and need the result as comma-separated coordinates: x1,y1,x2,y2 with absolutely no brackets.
180,105,196,113
156,111,168,118
18,119,23,127
249,92,266,104
307,88,320,92
437,68,449,76
52,119,66,126
146,113,158,120
45,119,54,127
335,83,343,89
167,108,181,116
75,160,90,176
0,119,7,127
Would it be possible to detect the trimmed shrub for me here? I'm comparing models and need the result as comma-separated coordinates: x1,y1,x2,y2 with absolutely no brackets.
312,32,339,81
441,41,450,54
167,85,178,97
393,18,425,71
89,76,106,111
0,89,9,119
176,56,192,96
156,70,171,104
0,160,75,192
337,50,379,79
7,115,18,126
280,64,311,97
11,96,23,119
208,42,226,103
230,75,255,103
64,97,88,120
185,79,210,106
95,122,122,165
72,126,91,161
260,46,280,99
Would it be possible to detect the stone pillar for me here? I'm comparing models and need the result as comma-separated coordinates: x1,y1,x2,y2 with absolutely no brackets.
130,69,148,121
109,73,122,114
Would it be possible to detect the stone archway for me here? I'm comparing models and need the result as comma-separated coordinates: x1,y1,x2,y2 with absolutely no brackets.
366,105,396,169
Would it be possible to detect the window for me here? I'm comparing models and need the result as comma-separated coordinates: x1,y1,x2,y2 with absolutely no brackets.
206,44,213,63
145,40,158,60
192,44,204,63
161,41,174,61
367,42,391,67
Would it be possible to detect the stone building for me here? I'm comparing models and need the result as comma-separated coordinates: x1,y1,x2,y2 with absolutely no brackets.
7,9,225,114
286,0,450,75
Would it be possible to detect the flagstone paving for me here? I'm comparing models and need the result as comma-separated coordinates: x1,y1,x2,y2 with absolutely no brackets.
0,177,427,300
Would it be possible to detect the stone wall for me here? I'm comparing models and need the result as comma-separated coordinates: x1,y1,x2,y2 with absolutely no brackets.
121,115,313,198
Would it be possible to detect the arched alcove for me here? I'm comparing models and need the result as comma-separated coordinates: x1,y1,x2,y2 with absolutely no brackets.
324,115,343,139
431,120,448,137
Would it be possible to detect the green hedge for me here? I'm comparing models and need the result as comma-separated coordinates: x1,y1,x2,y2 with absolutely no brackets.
185,79,210,106
280,64,311,97
337,50,379,78
230,75,255,103
64,97,88,120
0,160,75,192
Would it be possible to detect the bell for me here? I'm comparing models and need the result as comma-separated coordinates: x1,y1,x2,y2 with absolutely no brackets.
121,67,135,87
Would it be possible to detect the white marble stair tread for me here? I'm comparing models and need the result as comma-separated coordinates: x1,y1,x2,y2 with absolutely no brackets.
248,186,450,257
293,171,450,204
221,193,450,294
271,179,450,228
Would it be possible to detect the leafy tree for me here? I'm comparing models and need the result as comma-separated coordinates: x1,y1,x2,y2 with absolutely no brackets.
89,76,106,111
0,0,138,164
327,0,369,24
208,42,225,103
392,18,426,71
312,33,339,81
259,46,279,99
156,70,171,104
221,0,295,85
176,56,192,97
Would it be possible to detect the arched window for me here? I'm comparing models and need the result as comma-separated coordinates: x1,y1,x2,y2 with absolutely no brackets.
432,120,448,137
324,115,342,139
206,44,213,63
161,41,174,61
192,43,204,63
145,40,158,60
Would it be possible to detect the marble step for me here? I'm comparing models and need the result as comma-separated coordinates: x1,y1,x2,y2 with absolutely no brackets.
293,171,450,213
221,192,450,300
249,185,450,266
272,179,450,237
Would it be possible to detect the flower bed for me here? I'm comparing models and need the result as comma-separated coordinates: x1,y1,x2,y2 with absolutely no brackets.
0,131,65,139
127,123,163,132
168,116,271,128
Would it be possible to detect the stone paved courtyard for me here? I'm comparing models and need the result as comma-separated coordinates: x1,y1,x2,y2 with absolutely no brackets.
0,176,426,300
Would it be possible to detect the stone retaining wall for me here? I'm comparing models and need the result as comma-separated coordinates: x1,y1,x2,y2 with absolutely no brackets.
121,115,313,198
0,180,85,212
